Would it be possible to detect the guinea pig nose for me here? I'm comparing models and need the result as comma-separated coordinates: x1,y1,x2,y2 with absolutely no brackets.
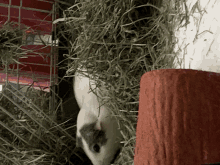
92,144,100,153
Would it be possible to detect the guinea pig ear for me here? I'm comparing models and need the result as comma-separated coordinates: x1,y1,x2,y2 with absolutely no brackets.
76,136,79,147
76,136,82,148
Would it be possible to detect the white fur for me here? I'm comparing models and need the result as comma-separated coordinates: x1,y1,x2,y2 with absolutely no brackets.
74,67,122,165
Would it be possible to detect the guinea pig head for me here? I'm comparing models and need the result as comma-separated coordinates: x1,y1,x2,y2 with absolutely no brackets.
76,118,122,165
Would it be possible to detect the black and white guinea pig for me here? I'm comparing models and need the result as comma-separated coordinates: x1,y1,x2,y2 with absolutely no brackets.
74,67,123,165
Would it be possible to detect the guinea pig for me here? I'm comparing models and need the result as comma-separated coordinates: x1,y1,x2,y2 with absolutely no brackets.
74,67,123,165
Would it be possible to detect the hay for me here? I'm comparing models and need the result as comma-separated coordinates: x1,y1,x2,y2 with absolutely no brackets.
0,0,191,164
61,0,177,164
0,22,27,66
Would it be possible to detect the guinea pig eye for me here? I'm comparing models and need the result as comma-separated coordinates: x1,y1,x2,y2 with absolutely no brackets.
92,144,100,153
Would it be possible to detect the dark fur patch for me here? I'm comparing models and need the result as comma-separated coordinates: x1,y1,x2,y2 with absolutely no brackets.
79,122,107,151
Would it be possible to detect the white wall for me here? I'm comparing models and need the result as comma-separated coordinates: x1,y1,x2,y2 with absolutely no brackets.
173,0,220,73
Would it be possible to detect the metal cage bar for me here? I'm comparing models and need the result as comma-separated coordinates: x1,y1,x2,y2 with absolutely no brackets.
0,0,59,93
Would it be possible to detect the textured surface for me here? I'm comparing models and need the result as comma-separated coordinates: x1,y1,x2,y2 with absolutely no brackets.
135,69,220,165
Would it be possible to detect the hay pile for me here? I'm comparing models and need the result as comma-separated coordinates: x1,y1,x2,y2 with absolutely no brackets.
60,0,176,164
0,0,185,164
